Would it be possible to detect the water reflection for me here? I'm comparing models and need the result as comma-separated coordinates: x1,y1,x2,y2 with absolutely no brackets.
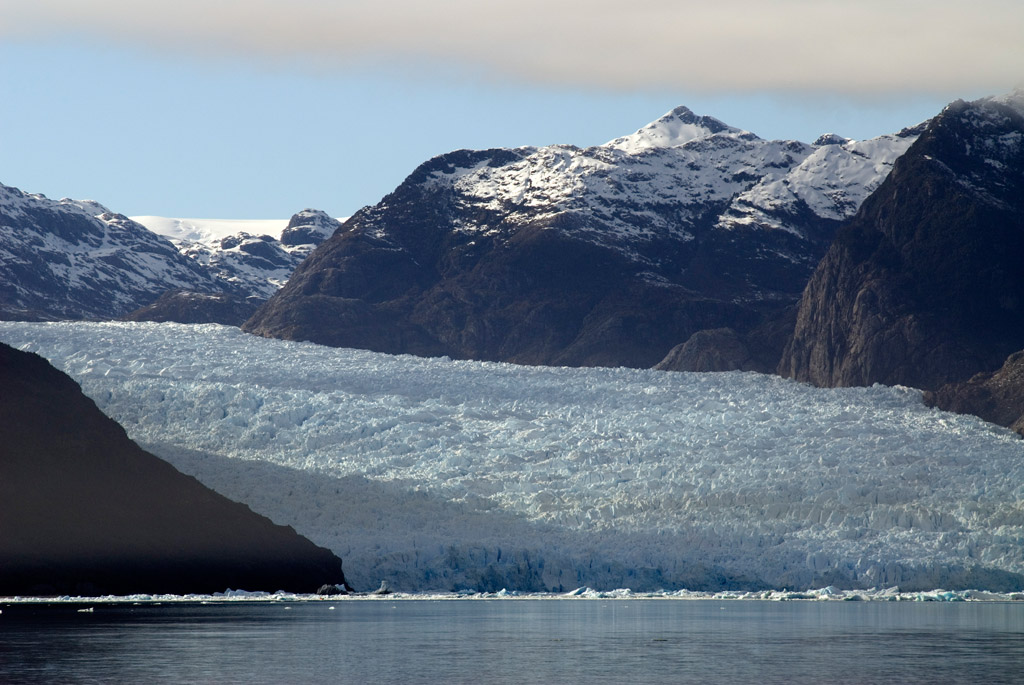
1,601,1022,684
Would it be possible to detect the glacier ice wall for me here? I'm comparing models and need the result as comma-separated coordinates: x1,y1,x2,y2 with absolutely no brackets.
2,322,1023,592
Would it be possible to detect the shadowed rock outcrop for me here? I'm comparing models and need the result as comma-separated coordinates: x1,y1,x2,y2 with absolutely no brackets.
123,289,264,326
0,343,346,596
925,350,1024,436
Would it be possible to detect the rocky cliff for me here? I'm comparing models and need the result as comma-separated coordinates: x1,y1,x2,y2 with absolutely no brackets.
779,92,1024,391
924,350,1024,436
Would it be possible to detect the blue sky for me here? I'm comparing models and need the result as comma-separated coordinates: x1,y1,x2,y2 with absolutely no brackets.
2,1,1020,219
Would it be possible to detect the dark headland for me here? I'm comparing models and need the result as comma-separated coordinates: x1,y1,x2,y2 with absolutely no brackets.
0,342,346,597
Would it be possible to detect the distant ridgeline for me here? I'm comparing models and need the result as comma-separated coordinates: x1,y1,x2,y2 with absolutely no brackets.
0,185,338,325
0,342,346,596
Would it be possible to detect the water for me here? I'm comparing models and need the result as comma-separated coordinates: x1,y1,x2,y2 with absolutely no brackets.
2,600,1022,684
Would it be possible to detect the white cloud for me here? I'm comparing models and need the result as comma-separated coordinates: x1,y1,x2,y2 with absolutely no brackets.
5,0,1023,94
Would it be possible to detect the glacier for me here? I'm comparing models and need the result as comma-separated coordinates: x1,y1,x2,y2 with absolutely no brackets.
2,321,1023,593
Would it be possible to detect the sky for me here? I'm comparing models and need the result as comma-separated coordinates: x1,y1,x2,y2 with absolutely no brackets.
1,1,1021,219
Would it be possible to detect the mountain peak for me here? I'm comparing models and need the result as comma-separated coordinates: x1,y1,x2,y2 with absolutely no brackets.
813,133,853,147
604,105,746,153
281,209,340,246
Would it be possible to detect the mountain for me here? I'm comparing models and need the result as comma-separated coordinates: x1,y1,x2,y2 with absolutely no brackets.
134,210,340,300
123,211,339,325
0,340,347,596
6,321,1024,593
243,107,920,368
779,92,1024,397
0,183,219,320
0,184,339,323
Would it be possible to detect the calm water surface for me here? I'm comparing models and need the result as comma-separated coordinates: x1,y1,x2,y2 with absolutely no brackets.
1,600,1022,684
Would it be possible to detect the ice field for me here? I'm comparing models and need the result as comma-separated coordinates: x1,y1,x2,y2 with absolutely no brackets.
3,321,1024,592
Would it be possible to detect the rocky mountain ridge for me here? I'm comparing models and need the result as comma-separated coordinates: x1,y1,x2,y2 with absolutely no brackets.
0,184,218,320
243,106,920,367
0,183,338,321
136,209,340,299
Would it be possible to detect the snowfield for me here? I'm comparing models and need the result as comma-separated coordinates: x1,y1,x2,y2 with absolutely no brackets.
130,217,291,244
3,321,1023,593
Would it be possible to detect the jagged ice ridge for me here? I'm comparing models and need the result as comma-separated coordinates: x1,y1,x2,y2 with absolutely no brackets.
2,322,1023,592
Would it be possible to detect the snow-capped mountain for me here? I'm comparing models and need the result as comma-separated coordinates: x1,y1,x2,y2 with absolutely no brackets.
245,106,921,368
0,183,220,320
0,182,340,322
134,209,341,299
4,321,1023,593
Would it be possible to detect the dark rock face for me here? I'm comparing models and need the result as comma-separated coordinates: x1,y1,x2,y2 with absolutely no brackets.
0,343,346,596
123,289,264,326
316,583,350,596
924,350,1024,435
655,308,796,373
779,93,1024,391
0,185,219,321
655,328,761,372
245,108,915,367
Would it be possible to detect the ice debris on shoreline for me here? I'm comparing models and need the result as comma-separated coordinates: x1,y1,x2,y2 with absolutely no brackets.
3,587,1023,605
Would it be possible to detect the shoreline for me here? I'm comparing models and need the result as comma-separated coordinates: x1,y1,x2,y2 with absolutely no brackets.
4,586,1024,607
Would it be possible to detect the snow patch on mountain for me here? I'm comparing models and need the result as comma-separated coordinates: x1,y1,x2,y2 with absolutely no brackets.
3,321,1023,592
605,106,744,153
718,131,920,235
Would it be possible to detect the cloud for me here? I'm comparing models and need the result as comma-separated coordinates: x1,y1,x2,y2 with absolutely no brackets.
5,0,1022,94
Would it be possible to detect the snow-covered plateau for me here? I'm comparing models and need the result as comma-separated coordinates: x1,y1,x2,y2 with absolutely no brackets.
3,321,1024,593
